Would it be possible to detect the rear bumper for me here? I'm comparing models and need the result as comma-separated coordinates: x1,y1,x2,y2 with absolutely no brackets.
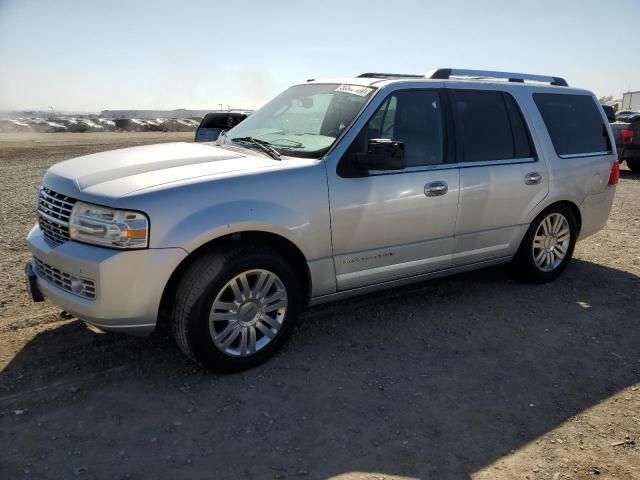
26,225,187,335
617,144,640,160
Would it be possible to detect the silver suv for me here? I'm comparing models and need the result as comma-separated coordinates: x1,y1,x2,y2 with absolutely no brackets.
26,68,619,371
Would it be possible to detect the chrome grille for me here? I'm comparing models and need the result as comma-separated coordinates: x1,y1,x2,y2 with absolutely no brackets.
37,187,76,245
33,258,96,299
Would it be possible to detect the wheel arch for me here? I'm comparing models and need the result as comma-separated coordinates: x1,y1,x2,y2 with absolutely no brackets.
550,200,582,235
528,199,582,235
156,230,312,332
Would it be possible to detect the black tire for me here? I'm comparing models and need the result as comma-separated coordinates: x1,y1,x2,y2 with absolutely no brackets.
170,245,301,372
513,204,577,283
627,159,640,172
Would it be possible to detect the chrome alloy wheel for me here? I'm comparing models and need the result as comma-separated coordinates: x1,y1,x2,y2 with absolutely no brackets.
209,269,288,357
532,212,571,272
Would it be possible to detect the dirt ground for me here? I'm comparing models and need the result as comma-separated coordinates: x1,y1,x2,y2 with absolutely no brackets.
0,132,639,480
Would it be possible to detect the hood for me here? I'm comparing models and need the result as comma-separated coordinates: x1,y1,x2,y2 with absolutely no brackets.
44,142,281,200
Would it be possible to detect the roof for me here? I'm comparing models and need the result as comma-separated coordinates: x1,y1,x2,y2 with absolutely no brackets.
305,68,579,91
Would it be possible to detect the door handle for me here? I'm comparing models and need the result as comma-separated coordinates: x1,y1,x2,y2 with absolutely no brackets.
424,181,448,197
525,172,542,185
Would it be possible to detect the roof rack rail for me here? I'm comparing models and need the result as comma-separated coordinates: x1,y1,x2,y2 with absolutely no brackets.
357,72,424,80
427,68,568,86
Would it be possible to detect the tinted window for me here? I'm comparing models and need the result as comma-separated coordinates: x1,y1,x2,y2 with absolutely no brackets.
504,94,533,158
199,113,229,129
600,105,615,123
452,90,530,162
347,90,444,167
533,93,611,156
227,114,247,128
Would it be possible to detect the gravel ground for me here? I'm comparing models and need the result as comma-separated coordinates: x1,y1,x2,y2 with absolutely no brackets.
0,132,639,480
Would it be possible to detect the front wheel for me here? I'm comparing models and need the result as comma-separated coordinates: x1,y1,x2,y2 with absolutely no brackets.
514,205,577,283
170,246,301,372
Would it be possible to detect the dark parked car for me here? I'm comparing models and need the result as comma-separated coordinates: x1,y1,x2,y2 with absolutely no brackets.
611,118,640,172
195,111,252,142
615,110,640,123
601,105,616,123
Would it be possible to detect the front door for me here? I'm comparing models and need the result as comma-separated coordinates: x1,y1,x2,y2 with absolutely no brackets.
327,88,460,290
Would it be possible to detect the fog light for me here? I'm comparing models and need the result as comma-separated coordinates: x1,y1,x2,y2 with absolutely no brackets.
69,277,84,295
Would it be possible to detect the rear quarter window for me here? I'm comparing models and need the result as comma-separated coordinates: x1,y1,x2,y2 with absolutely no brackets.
533,93,611,157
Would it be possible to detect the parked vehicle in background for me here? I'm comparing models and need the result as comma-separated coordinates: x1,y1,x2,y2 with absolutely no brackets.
31,120,66,133
601,104,616,123
114,119,152,132
57,118,89,132
622,91,640,111
0,119,31,132
80,119,105,132
611,117,640,171
144,119,164,131
96,118,116,131
615,110,640,123
25,68,618,372
155,118,195,132
195,111,252,142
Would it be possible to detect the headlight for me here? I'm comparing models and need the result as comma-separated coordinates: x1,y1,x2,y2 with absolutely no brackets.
69,201,149,249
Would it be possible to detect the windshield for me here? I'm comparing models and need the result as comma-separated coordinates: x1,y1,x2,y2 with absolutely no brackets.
219,83,376,158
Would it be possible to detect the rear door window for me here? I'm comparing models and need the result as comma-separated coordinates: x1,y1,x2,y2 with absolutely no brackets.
533,93,611,156
451,90,532,162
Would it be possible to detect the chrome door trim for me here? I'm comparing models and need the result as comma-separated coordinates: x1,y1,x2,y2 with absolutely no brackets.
366,157,537,177
559,151,613,159
336,252,452,286
456,157,537,168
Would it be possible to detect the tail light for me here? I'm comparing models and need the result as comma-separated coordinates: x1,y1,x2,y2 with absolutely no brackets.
608,161,620,186
622,129,633,145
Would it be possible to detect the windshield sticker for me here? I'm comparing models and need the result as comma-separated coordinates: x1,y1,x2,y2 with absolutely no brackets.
335,84,374,97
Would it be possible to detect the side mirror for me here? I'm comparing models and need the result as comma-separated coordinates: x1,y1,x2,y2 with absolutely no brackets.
353,139,405,171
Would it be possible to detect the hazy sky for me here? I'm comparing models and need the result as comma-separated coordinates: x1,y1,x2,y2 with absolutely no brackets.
1,0,638,112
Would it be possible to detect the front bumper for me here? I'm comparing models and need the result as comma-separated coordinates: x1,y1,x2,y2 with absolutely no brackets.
26,225,188,335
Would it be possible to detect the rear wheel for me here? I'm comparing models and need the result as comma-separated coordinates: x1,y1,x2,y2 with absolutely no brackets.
514,205,577,283
170,246,301,372
627,159,640,172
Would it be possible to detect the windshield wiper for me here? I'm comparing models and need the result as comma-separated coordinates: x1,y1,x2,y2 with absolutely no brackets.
231,137,281,160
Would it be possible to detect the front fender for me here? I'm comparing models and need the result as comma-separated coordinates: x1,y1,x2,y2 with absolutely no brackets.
158,200,326,260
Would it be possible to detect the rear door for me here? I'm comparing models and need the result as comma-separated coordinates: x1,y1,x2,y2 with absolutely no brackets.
447,87,549,266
